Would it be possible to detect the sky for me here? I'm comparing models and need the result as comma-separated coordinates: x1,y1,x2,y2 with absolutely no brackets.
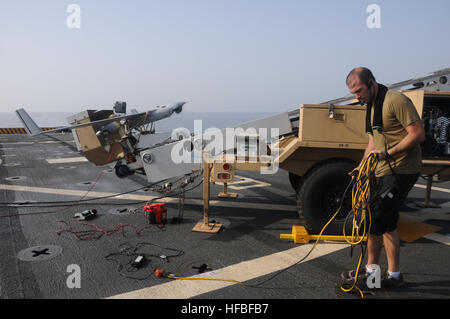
0,0,449,114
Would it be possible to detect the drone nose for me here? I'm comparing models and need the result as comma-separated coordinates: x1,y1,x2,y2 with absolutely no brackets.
174,105,183,114
173,102,186,114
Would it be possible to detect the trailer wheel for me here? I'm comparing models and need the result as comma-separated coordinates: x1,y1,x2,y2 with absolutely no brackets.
288,172,302,192
297,161,355,235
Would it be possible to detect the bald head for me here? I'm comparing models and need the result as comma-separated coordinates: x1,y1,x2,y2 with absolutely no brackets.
346,67,376,87
346,67,377,104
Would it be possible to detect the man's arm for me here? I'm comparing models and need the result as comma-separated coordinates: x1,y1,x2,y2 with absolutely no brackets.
370,120,425,160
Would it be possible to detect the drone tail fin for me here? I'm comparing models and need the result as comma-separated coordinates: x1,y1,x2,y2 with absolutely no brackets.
15,108,43,136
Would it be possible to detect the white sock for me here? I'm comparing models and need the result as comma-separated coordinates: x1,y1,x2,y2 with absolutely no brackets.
388,271,401,279
365,264,378,275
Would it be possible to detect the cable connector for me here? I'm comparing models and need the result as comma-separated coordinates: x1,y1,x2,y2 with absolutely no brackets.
131,255,146,268
155,269,165,277
74,209,97,221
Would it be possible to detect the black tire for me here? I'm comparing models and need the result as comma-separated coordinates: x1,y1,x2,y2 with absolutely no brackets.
297,161,355,235
288,172,302,192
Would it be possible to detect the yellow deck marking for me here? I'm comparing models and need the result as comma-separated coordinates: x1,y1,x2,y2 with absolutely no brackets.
397,217,442,243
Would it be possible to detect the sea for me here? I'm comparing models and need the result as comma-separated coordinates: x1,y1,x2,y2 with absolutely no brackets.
0,111,277,132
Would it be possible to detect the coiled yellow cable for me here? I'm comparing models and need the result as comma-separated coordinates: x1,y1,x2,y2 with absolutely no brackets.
340,153,378,299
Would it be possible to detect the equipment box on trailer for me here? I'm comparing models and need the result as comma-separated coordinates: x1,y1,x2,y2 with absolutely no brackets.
403,90,450,180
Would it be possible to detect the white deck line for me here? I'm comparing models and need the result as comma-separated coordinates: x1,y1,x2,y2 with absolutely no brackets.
0,184,298,212
45,157,88,164
107,242,348,299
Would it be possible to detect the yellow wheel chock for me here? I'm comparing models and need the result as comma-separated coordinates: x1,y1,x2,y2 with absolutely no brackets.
280,225,367,244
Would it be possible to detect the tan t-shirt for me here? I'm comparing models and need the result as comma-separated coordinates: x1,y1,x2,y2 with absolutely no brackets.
370,90,422,177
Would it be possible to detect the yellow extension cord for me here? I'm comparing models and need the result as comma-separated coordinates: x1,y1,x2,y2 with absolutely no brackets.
339,153,378,299
167,154,379,299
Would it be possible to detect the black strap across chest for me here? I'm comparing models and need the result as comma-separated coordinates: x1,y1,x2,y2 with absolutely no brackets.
365,83,388,134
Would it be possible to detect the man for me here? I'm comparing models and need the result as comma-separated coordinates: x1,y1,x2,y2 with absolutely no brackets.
343,67,425,289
